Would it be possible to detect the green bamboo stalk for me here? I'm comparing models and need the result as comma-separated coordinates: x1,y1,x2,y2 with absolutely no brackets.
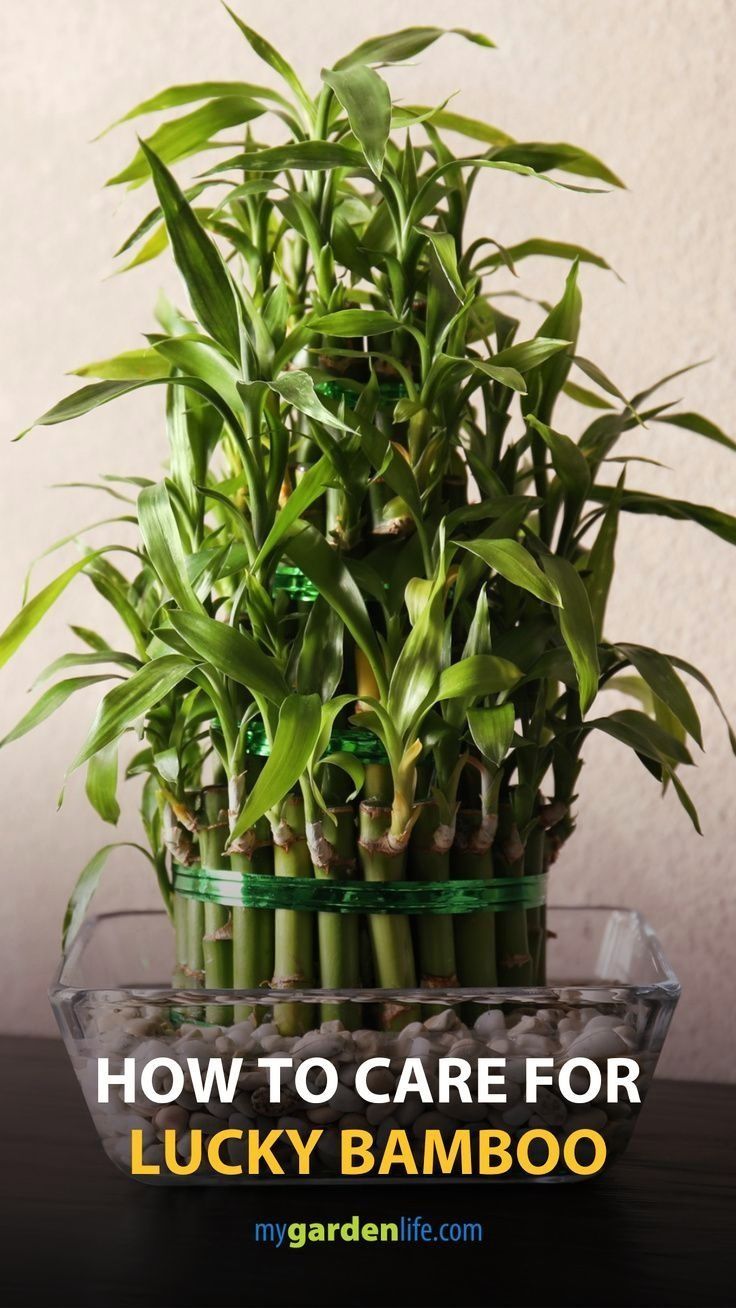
271,793,315,1036
495,804,534,987
452,809,498,1019
358,802,419,1030
309,805,361,1029
230,823,274,1024
198,785,233,1025
524,821,546,985
408,800,458,989
172,892,188,988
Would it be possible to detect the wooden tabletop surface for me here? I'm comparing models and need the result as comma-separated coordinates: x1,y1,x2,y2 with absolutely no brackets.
0,1036,733,1308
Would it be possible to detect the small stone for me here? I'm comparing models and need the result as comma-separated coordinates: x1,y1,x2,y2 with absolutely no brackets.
189,1112,222,1136
565,1028,627,1061
154,1105,189,1133
514,1034,553,1056
473,1010,506,1038
376,1115,399,1152
215,1036,235,1056
320,1020,345,1034
340,1114,369,1131
424,1009,461,1033
534,1089,567,1127
412,1111,454,1139
205,1098,233,1120
260,1034,288,1053
143,1143,166,1166
489,1038,511,1054
239,1069,269,1091
366,1100,395,1126
565,1108,608,1133
292,1035,343,1059
395,1098,423,1128
502,1101,533,1127
123,1018,158,1037
228,1112,251,1131
307,1105,341,1125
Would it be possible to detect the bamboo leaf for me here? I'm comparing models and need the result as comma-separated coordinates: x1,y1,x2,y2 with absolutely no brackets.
72,655,195,768
527,415,590,503
72,348,170,381
256,371,356,434
33,650,139,685
388,572,446,736
666,768,702,835
107,97,265,186
471,362,526,392
654,410,736,453
586,474,622,638
85,742,120,825
334,27,494,69
222,8,312,115
285,522,387,695
589,709,693,767
0,550,116,670
62,843,156,949
98,81,288,136
616,644,703,748
252,456,332,570
419,229,465,300
0,675,118,748
322,65,391,178
166,611,288,705
227,693,322,844
588,486,736,546
404,106,511,147
490,141,624,188
666,655,736,754
542,555,600,714
476,237,616,276
457,539,562,606
435,654,522,701
138,482,201,613
492,338,572,373
207,141,360,175
140,141,241,359
467,703,516,766
309,309,403,336
523,262,581,424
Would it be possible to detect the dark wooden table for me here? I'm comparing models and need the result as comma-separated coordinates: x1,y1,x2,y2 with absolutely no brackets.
0,1036,733,1308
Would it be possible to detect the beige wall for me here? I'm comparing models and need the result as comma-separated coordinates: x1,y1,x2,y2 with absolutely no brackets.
1,0,734,1078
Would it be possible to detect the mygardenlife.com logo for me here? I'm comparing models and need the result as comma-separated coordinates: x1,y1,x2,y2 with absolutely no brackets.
254,1216,484,1249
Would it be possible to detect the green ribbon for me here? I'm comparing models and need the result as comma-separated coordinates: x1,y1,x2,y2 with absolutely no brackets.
174,866,547,915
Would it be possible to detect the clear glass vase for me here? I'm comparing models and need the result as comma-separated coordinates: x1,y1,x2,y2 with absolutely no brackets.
50,906,679,1185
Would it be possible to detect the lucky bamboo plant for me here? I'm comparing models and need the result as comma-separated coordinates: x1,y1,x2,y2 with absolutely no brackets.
2,13,734,1033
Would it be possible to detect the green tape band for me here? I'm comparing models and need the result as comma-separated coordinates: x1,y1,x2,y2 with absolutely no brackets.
174,866,547,915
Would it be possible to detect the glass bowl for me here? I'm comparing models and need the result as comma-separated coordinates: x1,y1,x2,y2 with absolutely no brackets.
49,906,680,1185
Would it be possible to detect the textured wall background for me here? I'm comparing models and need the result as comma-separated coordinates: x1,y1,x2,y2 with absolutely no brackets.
0,0,734,1078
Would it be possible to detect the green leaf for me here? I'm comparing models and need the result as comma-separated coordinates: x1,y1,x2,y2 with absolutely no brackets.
0,675,117,748
653,410,736,453
476,237,616,276
107,97,265,186
457,539,562,606
207,141,360,175
419,229,465,300
140,140,241,359
292,598,344,702
490,141,624,188
138,482,201,613
62,843,155,949
527,415,590,503
252,456,332,571
166,611,287,705
435,654,522,701
72,348,170,381
590,709,693,767
616,644,703,749
588,486,736,546
98,81,288,136
257,371,356,434
0,550,114,670
586,474,622,638
285,522,387,695
227,694,322,844
471,362,526,392
222,8,312,115
387,571,446,736
542,555,600,715
666,655,736,755
72,655,195,768
404,106,511,146
334,27,494,69
33,650,139,685
85,742,120,825
524,263,581,424
467,703,515,767
322,65,391,178
493,338,572,373
666,769,702,835
309,309,403,337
